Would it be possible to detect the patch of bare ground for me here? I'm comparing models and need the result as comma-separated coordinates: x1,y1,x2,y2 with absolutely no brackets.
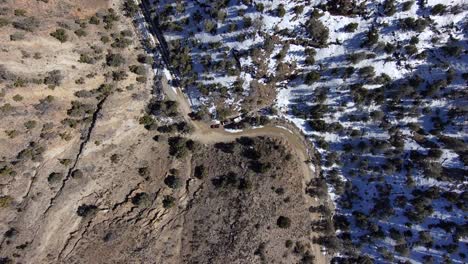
182,136,321,263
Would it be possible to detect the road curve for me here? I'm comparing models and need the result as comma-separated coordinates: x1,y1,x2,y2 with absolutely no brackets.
159,74,329,263
160,75,311,158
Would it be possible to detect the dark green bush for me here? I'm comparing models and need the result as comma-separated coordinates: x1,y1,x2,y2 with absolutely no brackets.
164,175,181,189
67,100,94,117
277,216,291,228
194,165,206,179
47,172,63,184
139,114,154,129
214,142,235,153
344,22,358,32
294,5,304,15
399,17,429,32
129,65,146,75
249,160,271,173
74,28,87,37
255,3,264,12
111,37,132,48
304,71,320,84
277,4,286,17
203,19,216,34
431,4,447,15
347,52,367,64
50,28,68,43
394,243,410,257
103,8,119,28
136,76,146,83
24,120,36,130
162,195,175,208
137,54,154,64
211,171,239,189
361,27,379,47
44,70,63,86
71,169,83,178
131,192,151,207
306,18,329,47
112,70,128,81
405,44,418,55
358,66,375,78
148,99,178,117
106,53,125,67
383,0,396,16
327,0,365,16
79,54,95,64
168,136,191,158
308,119,327,132
409,36,419,45
402,1,414,11
123,0,139,17
89,15,100,25
77,204,97,217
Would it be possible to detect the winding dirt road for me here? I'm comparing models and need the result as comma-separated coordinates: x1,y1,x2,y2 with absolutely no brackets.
136,1,328,261
161,75,312,159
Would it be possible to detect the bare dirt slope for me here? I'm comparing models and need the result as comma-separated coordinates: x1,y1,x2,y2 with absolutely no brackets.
0,0,162,262
181,137,319,264
53,135,324,264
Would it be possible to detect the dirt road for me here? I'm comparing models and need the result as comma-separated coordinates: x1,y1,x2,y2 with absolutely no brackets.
159,75,329,263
